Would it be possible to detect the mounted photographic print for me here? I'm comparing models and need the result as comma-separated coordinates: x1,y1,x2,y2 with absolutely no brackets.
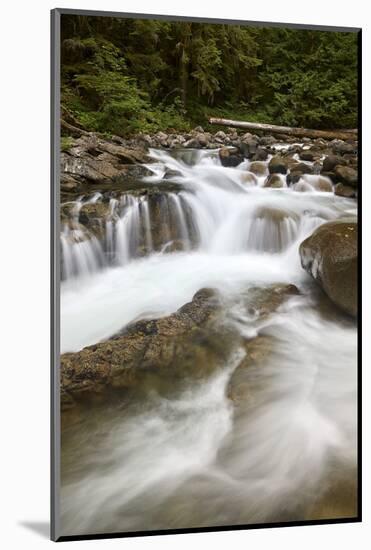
51,8,361,542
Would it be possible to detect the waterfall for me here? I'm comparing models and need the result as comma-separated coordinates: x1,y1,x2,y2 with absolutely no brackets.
60,148,356,281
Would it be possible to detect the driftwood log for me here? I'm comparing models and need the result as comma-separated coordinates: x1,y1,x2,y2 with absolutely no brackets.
208,118,357,141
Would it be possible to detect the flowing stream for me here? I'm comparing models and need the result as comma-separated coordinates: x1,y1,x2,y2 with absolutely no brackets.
60,147,357,535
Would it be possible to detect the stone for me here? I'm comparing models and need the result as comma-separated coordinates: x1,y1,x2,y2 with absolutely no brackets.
322,155,347,172
334,165,358,188
249,161,268,176
219,147,244,167
60,288,232,408
263,174,285,188
268,156,288,175
334,183,357,198
299,219,357,316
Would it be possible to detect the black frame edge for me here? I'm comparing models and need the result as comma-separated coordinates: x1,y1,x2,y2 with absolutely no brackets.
51,7,61,543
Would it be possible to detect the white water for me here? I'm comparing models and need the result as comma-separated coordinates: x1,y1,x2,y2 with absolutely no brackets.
60,147,357,535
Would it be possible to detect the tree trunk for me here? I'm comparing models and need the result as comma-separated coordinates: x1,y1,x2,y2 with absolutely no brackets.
61,119,91,137
208,117,357,141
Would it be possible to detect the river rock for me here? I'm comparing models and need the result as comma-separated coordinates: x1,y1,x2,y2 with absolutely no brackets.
263,174,285,188
61,173,80,192
249,161,268,176
78,202,111,238
299,219,357,316
227,284,300,406
61,288,235,409
299,150,317,162
252,147,269,161
219,147,244,167
268,156,288,175
312,176,333,192
322,155,347,172
252,207,299,252
241,172,258,186
334,183,357,198
334,165,358,188
332,141,357,155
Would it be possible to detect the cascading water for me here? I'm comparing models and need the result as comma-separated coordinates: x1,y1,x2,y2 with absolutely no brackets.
60,146,357,535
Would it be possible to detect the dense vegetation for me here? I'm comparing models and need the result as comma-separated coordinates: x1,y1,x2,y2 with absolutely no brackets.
61,15,358,137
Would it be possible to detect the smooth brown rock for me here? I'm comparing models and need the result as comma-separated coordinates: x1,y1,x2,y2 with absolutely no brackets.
300,219,357,316
334,165,358,188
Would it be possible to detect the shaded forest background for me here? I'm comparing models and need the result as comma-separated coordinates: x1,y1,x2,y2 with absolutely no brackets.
61,15,358,137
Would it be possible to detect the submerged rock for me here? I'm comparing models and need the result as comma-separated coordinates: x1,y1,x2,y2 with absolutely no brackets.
61,288,231,409
61,283,300,413
299,219,357,316
251,207,299,252
263,174,285,188
249,161,268,176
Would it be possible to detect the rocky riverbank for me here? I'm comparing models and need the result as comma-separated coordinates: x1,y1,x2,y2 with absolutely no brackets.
61,126,358,201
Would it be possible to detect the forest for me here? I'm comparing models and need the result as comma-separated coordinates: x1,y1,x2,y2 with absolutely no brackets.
61,15,358,137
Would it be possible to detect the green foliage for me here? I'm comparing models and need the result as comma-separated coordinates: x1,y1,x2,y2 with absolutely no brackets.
61,15,358,136
61,136,74,151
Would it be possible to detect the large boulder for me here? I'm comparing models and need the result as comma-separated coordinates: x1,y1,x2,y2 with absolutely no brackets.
299,219,357,316
61,283,300,413
60,288,232,409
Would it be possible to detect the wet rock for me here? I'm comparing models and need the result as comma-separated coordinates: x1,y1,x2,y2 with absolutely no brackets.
241,283,300,318
312,177,333,192
184,138,200,148
322,155,347,172
61,154,122,184
320,171,337,184
334,165,357,188
299,219,357,316
227,284,300,405
164,168,183,180
60,288,234,409
214,130,227,141
219,147,244,167
335,183,357,198
61,174,80,192
249,161,268,176
251,207,299,252
299,150,317,162
197,133,209,147
294,162,314,174
252,147,268,161
60,133,151,191
263,174,285,188
259,135,276,146
78,202,111,238
268,156,288,175
332,141,357,155
241,172,258,186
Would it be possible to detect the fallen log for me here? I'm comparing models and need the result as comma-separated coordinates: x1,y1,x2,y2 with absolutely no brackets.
61,118,91,137
208,117,357,141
